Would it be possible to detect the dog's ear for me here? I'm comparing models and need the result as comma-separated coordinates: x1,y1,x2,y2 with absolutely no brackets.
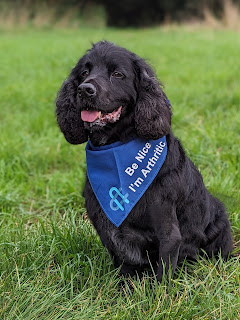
134,58,172,140
56,77,88,145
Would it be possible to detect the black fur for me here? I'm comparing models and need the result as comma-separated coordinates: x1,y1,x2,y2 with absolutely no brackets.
56,41,233,281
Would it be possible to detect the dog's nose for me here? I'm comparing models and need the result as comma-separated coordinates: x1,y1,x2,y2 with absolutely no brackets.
78,83,96,97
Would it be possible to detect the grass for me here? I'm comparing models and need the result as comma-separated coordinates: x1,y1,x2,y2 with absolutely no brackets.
0,27,240,319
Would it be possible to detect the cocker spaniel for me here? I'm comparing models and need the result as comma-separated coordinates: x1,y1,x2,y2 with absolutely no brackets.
56,41,232,281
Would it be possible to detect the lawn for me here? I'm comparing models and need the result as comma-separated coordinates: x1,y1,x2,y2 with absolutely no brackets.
0,27,240,319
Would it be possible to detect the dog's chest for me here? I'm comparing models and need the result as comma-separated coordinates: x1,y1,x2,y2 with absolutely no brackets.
84,178,159,264
107,222,157,265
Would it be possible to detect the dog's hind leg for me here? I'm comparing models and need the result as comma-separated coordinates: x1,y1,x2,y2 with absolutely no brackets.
202,198,233,259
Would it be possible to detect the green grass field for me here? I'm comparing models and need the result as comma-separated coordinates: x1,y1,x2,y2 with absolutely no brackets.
0,27,240,319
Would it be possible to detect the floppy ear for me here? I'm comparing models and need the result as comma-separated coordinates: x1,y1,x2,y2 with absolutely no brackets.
134,59,172,140
56,77,88,145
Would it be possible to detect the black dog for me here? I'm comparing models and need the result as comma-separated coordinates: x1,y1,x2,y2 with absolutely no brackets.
56,41,232,281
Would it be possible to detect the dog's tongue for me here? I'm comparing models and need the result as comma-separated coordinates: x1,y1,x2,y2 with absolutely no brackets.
81,110,99,122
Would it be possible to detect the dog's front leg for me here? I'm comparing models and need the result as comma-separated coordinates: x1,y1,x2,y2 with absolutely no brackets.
148,201,182,282
156,223,182,282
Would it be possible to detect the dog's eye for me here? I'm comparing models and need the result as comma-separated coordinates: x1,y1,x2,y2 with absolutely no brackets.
112,71,124,79
82,70,89,77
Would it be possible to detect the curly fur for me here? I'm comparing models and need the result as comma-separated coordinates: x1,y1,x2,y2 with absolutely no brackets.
56,41,233,281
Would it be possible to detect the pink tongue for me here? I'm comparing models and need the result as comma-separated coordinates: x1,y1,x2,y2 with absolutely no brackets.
81,110,99,122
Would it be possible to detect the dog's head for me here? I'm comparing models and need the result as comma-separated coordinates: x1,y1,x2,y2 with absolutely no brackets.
56,41,172,145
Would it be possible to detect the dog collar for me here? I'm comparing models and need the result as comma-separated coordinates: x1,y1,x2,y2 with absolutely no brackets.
86,136,167,227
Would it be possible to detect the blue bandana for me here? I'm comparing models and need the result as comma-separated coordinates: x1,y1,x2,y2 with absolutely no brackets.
86,136,167,227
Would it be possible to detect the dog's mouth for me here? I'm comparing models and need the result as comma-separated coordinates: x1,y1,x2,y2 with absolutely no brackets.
81,106,122,126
